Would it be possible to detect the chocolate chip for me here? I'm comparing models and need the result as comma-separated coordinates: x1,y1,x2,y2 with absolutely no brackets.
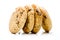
36,9,41,16
28,9,31,12
16,15,18,18
20,12,23,14
42,20,45,25
43,15,47,19
16,21,19,24
36,10,39,13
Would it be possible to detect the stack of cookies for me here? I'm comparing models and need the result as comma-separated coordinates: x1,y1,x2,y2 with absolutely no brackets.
9,4,52,34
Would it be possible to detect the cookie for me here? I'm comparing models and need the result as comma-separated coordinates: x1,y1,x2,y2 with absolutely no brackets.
31,4,42,34
40,7,52,33
9,4,52,34
23,6,34,34
9,7,27,34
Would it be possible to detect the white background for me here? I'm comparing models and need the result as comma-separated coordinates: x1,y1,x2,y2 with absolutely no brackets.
0,0,60,40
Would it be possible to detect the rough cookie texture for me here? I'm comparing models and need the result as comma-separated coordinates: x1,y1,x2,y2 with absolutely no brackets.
9,7,27,34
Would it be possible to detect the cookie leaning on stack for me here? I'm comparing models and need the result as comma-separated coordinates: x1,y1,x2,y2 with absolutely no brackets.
23,5,34,34
31,4,42,34
40,7,52,33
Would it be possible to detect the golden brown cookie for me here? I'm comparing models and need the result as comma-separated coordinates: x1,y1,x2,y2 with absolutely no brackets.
23,6,34,34
31,4,42,34
9,7,27,34
40,7,52,33
9,4,52,34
